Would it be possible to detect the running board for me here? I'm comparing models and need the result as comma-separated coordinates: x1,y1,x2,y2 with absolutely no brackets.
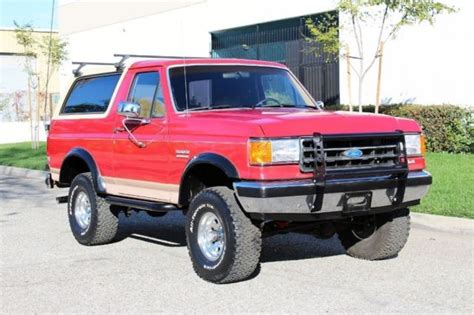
105,196,179,212
56,196,68,204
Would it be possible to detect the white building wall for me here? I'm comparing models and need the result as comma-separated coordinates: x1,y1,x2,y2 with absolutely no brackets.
59,0,473,106
338,0,474,106
0,122,47,144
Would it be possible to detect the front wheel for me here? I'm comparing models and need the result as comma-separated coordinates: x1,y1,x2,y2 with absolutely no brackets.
338,208,410,260
185,187,262,284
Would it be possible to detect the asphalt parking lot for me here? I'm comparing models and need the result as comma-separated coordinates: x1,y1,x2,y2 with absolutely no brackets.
1,174,473,313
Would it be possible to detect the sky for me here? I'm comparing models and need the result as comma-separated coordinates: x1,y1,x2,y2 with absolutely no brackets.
0,0,58,30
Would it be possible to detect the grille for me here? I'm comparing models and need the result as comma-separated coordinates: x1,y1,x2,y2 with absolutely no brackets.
300,133,406,174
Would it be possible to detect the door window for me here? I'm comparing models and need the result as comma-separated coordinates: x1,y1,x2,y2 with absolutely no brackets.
129,71,165,118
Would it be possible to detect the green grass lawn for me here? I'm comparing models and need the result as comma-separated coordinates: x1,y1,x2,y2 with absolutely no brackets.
414,153,473,219
0,142,47,171
0,142,472,218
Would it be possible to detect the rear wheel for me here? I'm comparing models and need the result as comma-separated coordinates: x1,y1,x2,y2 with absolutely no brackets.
185,187,262,284
68,173,119,245
338,208,410,260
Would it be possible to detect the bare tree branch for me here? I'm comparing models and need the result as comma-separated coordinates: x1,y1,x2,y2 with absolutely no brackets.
384,13,408,43
361,4,389,79
350,0,363,59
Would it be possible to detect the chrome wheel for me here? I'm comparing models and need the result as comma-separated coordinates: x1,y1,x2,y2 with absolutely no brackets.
197,212,225,261
74,191,91,230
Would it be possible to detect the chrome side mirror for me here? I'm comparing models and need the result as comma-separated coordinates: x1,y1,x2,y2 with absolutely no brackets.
315,101,324,109
118,101,141,117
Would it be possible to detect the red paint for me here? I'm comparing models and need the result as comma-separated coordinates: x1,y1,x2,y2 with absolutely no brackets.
48,58,426,185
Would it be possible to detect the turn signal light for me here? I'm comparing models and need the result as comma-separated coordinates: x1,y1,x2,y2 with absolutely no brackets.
249,141,272,165
420,134,427,156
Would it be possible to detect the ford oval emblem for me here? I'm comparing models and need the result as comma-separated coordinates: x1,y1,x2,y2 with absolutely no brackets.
342,148,363,158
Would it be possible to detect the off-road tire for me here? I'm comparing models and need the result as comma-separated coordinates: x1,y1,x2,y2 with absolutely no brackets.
68,173,119,245
338,208,410,260
186,187,262,284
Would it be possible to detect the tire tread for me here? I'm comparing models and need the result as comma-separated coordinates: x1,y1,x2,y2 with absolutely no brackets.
69,173,118,245
187,187,261,283
338,209,410,260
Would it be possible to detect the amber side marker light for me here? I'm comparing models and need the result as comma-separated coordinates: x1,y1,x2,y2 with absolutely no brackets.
249,141,272,165
420,134,427,156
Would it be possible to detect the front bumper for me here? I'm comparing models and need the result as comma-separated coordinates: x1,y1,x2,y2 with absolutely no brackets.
234,171,432,219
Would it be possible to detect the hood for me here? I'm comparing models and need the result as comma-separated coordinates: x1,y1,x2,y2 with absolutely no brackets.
186,108,421,137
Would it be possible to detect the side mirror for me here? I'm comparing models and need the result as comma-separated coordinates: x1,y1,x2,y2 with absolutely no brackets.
315,101,324,109
118,101,141,117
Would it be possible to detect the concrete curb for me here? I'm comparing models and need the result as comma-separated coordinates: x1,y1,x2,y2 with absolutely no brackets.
1,165,472,234
411,212,473,235
0,165,47,179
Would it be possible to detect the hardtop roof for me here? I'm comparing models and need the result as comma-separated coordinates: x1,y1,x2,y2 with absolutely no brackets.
128,58,287,69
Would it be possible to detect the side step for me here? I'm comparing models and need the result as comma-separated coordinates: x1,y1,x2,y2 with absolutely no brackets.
105,195,179,212
56,196,68,204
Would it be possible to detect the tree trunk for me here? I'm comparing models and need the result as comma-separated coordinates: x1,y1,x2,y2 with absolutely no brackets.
375,42,384,114
27,78,34,149
34,77,42,150
346,48,353,112
358,60,364,112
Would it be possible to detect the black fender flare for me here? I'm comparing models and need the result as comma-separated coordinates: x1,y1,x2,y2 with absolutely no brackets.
60,148,105,194
179,153,239,204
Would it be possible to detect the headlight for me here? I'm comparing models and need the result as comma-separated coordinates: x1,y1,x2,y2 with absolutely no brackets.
404,134,426,156
249,138,300,165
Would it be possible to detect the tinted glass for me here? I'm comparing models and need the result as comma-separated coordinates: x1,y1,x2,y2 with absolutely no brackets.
129,72,164,118
152,81,165,118
169,66,315,111
62,74,120,114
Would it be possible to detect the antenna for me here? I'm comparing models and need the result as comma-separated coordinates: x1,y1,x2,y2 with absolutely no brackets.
180,22,190,114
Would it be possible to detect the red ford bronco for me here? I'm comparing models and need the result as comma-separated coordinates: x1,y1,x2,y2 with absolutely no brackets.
46,55,432,283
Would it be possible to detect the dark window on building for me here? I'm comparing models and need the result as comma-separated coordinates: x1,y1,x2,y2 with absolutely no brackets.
62,74,120,114
129,72,164,118
211,11,340,105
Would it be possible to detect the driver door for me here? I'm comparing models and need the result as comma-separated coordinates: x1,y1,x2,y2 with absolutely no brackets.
110,67,174,203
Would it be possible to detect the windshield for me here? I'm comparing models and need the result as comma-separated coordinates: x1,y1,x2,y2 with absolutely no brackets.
169,65,317,111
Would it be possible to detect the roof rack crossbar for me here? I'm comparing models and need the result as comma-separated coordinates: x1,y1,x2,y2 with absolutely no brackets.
113,53,206,68
72,61,118,77
114,53,206,60
71,53,208,77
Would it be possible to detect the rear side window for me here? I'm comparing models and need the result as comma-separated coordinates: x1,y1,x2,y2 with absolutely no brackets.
62,73,120,114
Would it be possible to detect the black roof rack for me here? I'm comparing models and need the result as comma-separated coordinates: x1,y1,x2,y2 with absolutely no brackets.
72,61,121,77
72,53,208,77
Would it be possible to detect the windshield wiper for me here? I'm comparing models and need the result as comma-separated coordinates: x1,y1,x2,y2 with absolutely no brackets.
186,105,233,112
258,104,318,110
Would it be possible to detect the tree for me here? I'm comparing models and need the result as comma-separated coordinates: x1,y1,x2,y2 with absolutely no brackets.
14,21,68,148
305,0,456,113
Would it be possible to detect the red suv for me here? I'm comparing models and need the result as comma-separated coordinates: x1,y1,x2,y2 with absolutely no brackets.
46,56,432,283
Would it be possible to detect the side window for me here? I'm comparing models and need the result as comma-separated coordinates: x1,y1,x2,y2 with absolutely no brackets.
62,74,120,114
152,81,165,118
129,71,165,118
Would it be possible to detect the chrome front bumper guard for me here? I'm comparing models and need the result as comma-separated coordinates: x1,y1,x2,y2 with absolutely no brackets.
233,171,432,216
